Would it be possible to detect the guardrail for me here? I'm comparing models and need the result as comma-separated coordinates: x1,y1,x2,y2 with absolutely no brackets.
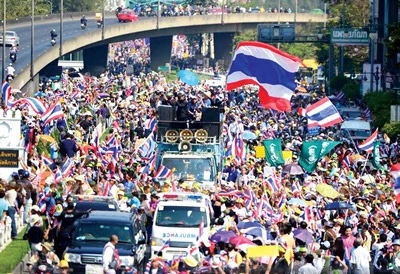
4,11,116,26
0,203,31,252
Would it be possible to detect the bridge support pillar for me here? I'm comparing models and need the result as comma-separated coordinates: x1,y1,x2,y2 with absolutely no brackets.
21,74,40,96
83,44,108,76
214,32,234,69
150,36,172,71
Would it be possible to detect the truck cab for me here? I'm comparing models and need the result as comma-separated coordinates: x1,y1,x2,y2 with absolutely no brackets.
150,192,212,260
156,106,223,189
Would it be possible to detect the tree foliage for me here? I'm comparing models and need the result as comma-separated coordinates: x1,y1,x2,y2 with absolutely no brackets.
364,91,396,129
382,122,400,139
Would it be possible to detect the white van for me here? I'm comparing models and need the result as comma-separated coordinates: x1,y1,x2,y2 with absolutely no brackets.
151,192,212,260
340,120,372,141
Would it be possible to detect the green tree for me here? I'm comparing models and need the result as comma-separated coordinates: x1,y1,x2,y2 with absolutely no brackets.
382,122,400,139
364,91,396,129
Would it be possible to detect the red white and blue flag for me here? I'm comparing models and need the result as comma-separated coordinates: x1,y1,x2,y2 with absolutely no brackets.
137,133,157,160
159,239,171,252
154,165,173,179
41,153,54,166
144,116,157,132
41,100,64,126
341,154,352,168
301,97,343,128
265,176,279,192
10,97,47,114
61,157,74,177
226,41,304,112
358,128,378,153
391,163,400,194
2,81,12,107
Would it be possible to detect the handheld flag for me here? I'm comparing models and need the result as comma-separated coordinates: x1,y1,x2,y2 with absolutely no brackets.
358,128,378,153
226,41,305,112
301,97,343,128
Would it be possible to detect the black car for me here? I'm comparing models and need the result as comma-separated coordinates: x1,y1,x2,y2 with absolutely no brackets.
71,195,120,212
64,211,146,273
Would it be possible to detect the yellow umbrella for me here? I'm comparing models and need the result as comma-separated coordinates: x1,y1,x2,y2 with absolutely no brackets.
39,135,56,143
316,183,339,199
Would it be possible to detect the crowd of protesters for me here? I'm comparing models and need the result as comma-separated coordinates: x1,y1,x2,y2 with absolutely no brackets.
0,36,399,274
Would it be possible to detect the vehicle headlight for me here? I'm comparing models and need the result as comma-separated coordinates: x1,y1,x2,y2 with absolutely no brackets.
151,237,164,246
119,256,134,267
65,253,81,263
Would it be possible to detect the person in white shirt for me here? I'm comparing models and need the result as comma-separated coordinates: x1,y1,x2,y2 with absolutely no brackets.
350,238,371,274
102,234,119,274
298,254,318,274
6,63,15,76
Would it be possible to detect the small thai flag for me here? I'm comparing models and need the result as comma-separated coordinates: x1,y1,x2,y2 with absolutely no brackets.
42,153,54,166
335,91,345,100
159,239,170,252
154,165,173,179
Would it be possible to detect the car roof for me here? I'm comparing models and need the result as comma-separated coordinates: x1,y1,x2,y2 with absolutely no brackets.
79,211,135,223
74,200,118,211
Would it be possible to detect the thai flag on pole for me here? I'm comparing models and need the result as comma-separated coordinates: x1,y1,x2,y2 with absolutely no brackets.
154,165,173,179
226,41,305,112
144,117,157,132
265,176,279,192
2,81,12,107
137,133,157,160
10,97,47,114
358,128,378,153
61,157,74,177
54,168,62,185
391,164,400,194
42,153,54,166
159,239,171,252
303,97,343,128
234,132,245,164
140,152,157,174
41,100,64,126
341,154,351,168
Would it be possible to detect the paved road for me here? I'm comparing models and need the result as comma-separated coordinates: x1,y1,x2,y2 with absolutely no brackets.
0,15,136,76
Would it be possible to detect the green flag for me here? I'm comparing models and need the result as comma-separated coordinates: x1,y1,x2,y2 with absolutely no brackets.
372,141,383,170
299,141,324,173
263,139,285,167
319,141,341,158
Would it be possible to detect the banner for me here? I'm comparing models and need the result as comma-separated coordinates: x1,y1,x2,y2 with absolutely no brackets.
299,141,323,173
319,141,341,158
372,141,383,170
263,139,285,167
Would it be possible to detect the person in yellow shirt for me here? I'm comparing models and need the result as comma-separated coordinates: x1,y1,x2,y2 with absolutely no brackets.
279,223,295,265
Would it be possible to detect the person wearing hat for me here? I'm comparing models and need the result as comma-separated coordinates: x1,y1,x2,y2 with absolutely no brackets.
59,260,70,274
27,242,60,271
26,214,45,255
116,190,128,211
392,239,400,273
144,254,166,274
270,242,290,274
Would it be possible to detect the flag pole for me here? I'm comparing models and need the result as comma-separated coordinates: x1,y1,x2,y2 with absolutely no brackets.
345,128,360,154
360,152,370,176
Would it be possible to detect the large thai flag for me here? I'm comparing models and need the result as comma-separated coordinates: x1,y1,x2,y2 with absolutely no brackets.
10,97,47,114
341,154,352,168
391,164,400,194
154,165,173,179
303,97,343,128
226,41,304,112
41,100,64,126
358,128,378,153
2,81,12,107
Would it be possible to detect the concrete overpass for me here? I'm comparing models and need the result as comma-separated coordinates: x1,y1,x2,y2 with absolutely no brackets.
13,13,326,90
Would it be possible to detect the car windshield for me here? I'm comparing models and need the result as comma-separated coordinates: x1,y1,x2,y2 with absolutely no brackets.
74,201,118,211
74,223,132,243
121,10,131,14
161,157,214,181
5,33,15,37
155,206,208,227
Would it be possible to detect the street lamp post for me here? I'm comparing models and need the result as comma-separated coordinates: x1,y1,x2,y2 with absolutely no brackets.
2,0,6,83
31,0,35,79
369,31,377,92
375,66,380,92
59,0,63,56
101,0,105,40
